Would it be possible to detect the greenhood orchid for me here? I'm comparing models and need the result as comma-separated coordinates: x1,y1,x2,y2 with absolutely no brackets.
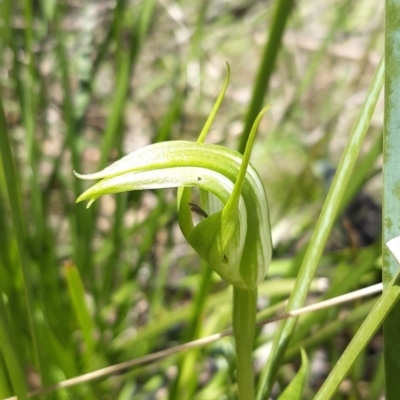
75,140,271,289
75,70,272,290
75,65,272,399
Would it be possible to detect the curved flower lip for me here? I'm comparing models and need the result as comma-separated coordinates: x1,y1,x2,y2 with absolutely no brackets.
74,141,262,205
75,165,244,211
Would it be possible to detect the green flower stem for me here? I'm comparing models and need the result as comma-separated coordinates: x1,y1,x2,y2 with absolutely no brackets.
233,287,257,400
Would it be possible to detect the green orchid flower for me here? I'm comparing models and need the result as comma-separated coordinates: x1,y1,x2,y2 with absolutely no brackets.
75,65,272,399
75,139,271,289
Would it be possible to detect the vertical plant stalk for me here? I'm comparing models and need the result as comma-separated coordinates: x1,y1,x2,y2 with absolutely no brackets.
383,1,400,398
233,288,257,400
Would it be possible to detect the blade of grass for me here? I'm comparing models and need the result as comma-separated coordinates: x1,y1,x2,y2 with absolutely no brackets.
76,0,128,122
256,55,385,399
0,95,34,399
366,353,385,400
168,263,213,400
0,295,28,400
45,1,126,195
314,268,400,400
113,277,323,358
339,130,382,215
11,3,45,247
0,0,12,48
277,349,308,400
284,298,376,360
34,313,78,380
290,242,381,345
278,0,351,126
0,354,13,399
9,279,380,399
96,0,157,302
54,7,97,279
100,190,128,300
187,0,209,103
154,85,185,143
383,2,400,397
238,0,295,154
64,262,97,361
99,0,156,169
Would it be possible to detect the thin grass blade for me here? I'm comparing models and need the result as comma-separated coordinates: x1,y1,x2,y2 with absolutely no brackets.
256,56,385,399
314,268,400,399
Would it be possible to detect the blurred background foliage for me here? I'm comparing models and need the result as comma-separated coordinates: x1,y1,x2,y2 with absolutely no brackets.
0,0,385,399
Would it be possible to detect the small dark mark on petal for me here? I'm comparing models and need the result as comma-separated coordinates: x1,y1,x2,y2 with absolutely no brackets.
188,202,208,218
